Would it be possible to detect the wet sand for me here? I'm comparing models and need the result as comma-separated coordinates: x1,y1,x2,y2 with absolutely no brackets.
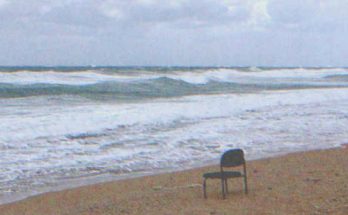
1,146,348,215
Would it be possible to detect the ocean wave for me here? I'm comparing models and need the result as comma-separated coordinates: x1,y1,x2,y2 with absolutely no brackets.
1,88,348,202
0,67,347,100
0,78,229,100
1,77,342,100
324,74,348,82
0,67,347,86
0,70,138,85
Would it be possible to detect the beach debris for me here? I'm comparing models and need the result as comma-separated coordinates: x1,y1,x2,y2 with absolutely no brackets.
305,178,321,184
152,184,202,191
152,186,163,191
187,183,202,188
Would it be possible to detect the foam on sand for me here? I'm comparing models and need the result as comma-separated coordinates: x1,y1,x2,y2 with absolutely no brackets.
1,88,348,204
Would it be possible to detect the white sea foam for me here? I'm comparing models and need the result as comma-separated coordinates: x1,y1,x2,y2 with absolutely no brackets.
0,68,347,86
1,88,348,196
1,66,348,204
1,87,345,144
0,70,154,85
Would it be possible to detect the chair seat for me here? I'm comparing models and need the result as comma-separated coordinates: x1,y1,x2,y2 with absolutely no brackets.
203,171,242,179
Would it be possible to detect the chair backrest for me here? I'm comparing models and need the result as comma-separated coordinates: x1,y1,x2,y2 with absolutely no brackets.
220,149,245,168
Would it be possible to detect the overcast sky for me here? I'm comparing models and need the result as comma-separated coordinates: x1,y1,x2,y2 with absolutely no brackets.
0,0,347,66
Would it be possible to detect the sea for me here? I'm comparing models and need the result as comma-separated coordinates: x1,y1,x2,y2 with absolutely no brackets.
1,66,348,204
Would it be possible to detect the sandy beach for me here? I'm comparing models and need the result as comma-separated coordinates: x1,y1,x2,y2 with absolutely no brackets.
1,0,348,214
0,146,347,215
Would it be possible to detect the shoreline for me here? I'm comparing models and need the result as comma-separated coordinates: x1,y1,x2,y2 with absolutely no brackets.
0,145,340,206
2,86,348,208
0,156,219,206
1,146,347,214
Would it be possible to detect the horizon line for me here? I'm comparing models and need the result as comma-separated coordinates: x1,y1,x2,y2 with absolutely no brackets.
0,65,347,69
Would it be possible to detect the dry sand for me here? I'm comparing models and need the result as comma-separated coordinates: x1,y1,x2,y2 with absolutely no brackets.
1,146,348,215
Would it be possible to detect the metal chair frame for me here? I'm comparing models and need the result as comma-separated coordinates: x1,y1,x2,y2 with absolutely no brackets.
203,149,248,199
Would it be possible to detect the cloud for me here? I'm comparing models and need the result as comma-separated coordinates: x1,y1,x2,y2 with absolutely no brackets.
0,1,265,35
1,0,347,34
0,0,9,8
268,0,348,31
42,1,109,28
0,0,347,66
98,0,250,28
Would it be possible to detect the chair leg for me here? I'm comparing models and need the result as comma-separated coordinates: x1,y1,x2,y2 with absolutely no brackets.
243,164,248,194
224,179,228,194
221,178,225,199
244,175,248,194
203,178,207,199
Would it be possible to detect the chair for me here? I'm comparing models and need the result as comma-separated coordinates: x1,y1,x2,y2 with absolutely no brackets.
203,149,248,199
